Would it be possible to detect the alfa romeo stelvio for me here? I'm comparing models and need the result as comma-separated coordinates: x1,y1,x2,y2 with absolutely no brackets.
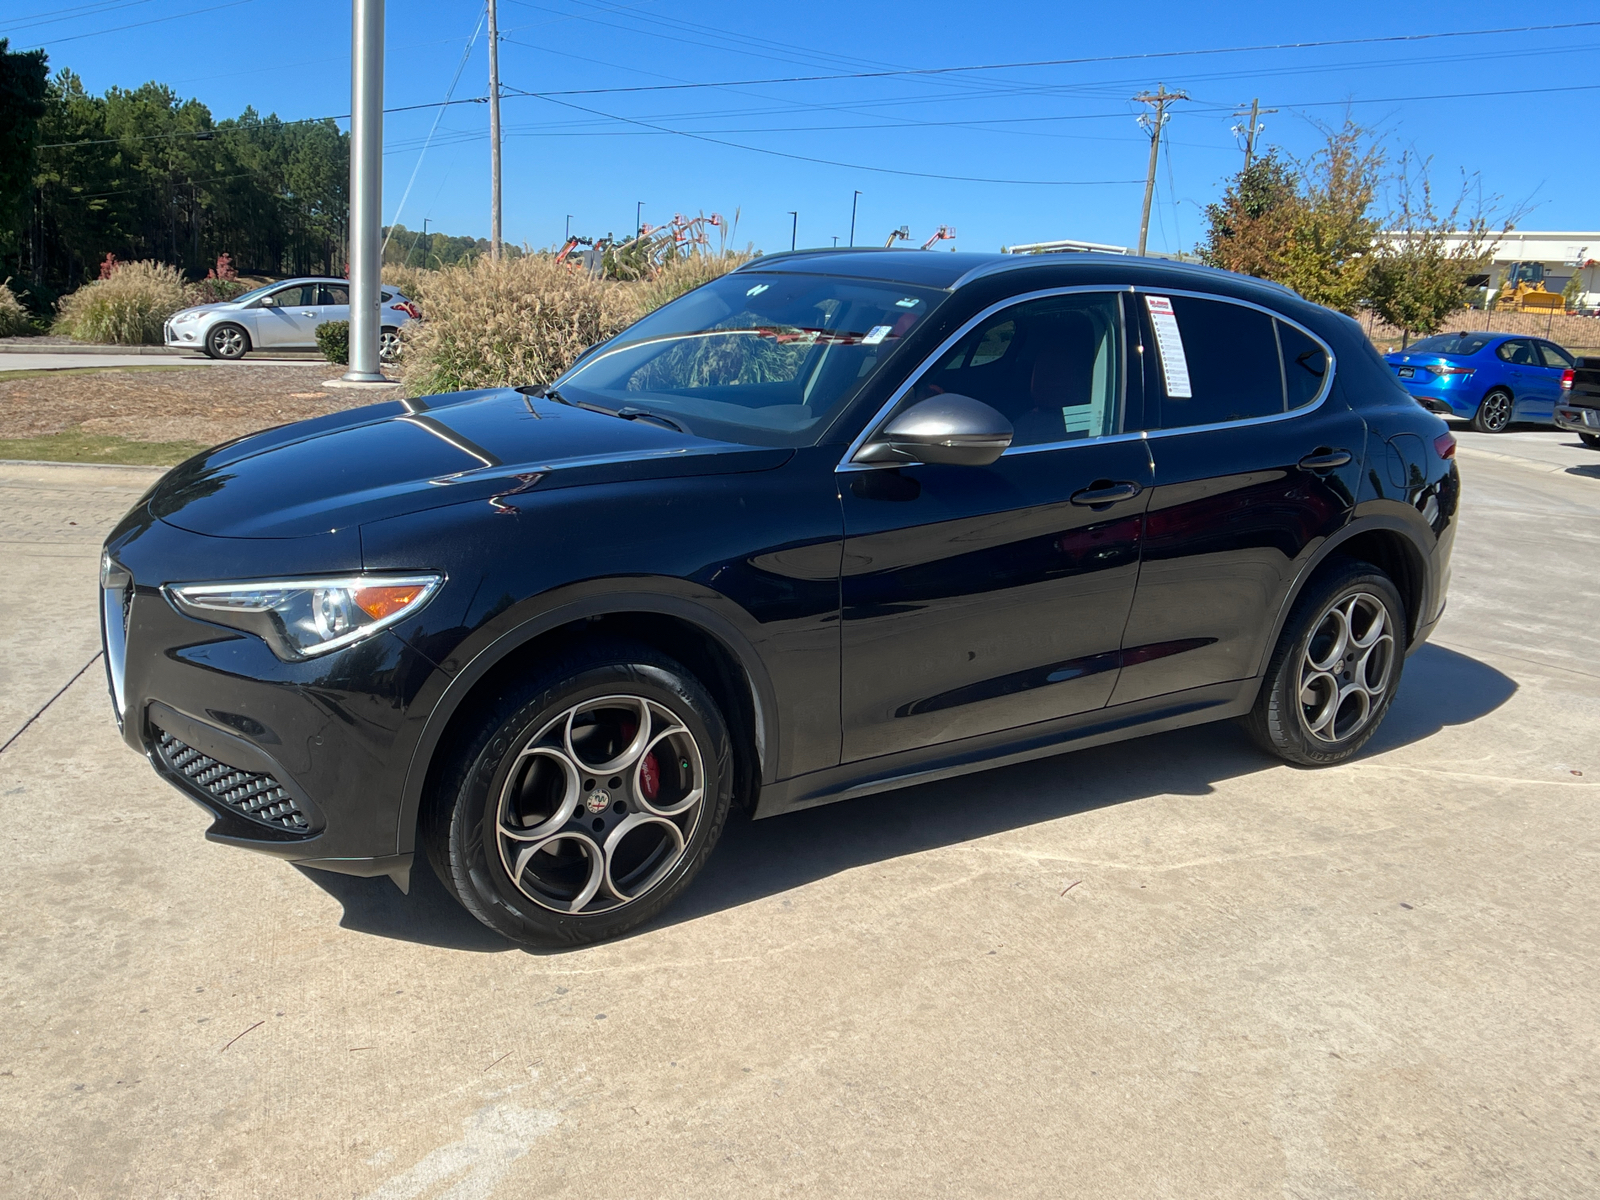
101,250,1459,946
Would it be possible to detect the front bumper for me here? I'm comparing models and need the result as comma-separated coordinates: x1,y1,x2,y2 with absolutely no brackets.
1553,403,1600,435
101,517,443,888
164,319,204,348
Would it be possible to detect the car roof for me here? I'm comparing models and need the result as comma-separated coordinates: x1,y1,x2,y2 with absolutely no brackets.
735,248,1304,301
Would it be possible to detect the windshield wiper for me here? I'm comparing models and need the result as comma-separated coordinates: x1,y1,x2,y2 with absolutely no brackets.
530,386,689,434
615,406,688,433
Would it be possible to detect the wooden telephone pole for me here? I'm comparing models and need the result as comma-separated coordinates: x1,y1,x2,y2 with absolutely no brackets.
1133,85,1186,257
488,0,502,259
1232,97,1277,172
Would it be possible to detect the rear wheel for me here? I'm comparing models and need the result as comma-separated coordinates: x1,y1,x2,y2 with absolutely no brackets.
379,325,402,363
1580,432,1600,450
205,322,249,360
1245,560,1407,767
422,640,733,947
1471,388,1513,433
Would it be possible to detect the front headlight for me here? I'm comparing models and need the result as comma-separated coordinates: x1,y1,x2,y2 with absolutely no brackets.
165,574,442,660
171,310,199,323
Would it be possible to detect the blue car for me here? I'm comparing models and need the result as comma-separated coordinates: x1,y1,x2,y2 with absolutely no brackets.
1384,331,1576,433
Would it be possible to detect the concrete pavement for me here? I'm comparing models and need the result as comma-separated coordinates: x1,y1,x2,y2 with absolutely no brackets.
1,352,320,371
1,434,1596,1198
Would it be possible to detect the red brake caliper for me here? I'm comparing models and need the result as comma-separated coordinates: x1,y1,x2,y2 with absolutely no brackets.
640,751,660,801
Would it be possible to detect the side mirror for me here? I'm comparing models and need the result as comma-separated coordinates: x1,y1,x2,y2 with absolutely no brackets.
861,394,1014,466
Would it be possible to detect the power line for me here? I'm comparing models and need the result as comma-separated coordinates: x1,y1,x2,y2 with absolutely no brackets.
7,0,162,34
17,0,258,47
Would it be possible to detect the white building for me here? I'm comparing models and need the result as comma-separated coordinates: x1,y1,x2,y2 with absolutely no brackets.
1382,230,1597,307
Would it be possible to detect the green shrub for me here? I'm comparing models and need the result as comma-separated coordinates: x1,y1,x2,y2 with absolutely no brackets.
315,320,349,364
399,255,636,396
0,278,38,337
54,260,190,345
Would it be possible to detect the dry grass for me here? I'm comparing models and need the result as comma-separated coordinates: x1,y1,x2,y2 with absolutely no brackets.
0,364,380,447
0,279,36,337
398,255,637,396
633,252,751,314
54,261,192,345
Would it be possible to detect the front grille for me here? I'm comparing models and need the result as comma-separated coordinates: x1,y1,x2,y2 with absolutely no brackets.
153,727,311,832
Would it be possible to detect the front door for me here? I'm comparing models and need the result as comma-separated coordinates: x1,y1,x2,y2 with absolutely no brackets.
1110,290,1366,705
253,282,320,347
839,290,1152,763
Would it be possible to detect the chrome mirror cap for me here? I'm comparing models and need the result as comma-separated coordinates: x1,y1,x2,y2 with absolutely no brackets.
865,393,1014,467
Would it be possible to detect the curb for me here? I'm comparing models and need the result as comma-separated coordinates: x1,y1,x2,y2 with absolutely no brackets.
0,343,325,360
0,458,168,472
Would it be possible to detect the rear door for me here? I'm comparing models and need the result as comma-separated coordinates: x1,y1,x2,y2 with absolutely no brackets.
315,282,352,333
1110,291,1365,705
838,290,1152,762
1495,338,1544,419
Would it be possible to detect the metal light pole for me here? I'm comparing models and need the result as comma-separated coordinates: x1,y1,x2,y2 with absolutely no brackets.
850,190,861,246
565,214,573,241
343,0,385,383
788,210,798,251
636,200,643,237
488,0,502,259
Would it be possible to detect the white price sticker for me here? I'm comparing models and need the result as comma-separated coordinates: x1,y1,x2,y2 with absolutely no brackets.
862,325,892,345
1144,295,1192,399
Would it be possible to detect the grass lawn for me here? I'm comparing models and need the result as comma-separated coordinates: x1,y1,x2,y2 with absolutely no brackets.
0,427,206,466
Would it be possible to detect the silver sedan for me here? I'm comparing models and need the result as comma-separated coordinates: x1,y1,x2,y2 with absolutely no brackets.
163,277,419,361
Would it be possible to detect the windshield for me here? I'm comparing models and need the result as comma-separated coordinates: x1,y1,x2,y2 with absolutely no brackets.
224,282,285,306
1406,332,1493,357
554,271,948,445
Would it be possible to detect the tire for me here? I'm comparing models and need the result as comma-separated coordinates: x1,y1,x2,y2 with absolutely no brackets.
1244,559,1408,767
1580,432,1600,450
422,638,734,947
205,322,250,360
379,325,402,363
1470,388,1513,433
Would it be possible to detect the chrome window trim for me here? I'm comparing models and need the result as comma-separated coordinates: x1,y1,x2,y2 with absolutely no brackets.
837,285,1134,472
1127,285,1338,441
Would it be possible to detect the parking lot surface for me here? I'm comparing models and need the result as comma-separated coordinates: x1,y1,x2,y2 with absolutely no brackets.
2,432,1597,1198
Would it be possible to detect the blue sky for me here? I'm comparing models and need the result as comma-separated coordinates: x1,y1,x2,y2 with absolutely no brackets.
13,0,1600,256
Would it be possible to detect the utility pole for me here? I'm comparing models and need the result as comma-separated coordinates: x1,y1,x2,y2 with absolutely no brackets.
850,190,861,246
342,0,385,383
1231,97,1277,172
1133,85,1186,257
789,211,798,251
487,0,502,259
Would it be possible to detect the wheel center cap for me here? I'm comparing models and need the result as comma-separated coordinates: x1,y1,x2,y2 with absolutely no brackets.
585,789,611,814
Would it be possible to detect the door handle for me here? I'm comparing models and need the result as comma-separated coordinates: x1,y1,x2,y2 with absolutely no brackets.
1298,449,1352,470
1070,481,1142,507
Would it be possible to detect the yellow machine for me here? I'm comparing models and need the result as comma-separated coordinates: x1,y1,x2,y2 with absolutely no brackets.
1494,261,1567,313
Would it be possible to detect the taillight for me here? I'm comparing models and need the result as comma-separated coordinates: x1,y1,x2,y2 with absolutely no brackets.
1434,432,1456,459
1562,368,1574,391
1432,365,1475,376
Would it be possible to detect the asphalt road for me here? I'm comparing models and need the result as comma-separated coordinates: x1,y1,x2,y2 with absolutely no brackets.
2,431,1597,1199
0,352,321,371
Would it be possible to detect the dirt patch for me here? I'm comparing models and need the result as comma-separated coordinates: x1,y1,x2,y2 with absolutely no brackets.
0,364,396,445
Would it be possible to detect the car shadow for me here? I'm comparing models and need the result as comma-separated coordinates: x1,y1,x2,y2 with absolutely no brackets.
1566,463,1600,481
298,643,1514,952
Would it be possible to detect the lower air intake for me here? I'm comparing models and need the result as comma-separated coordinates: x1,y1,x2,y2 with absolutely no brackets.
153,727,311,833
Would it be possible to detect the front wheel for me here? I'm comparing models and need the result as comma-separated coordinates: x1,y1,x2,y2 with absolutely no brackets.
422,640,734,947
1471,388,1513,433
205,323,249,360
1580,432,1600,450
1244,560,1407,767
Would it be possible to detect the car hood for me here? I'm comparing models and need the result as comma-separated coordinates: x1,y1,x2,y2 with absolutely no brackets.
171,301,244,318
148,388,792,539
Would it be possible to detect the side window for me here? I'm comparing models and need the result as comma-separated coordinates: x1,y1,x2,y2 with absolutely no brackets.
267,284,314,307
1537,341,1575,370
1141,294,1283,429
1496,339,1536,366
907,293,1122,447
318,284,350,305
1278,320,1329,410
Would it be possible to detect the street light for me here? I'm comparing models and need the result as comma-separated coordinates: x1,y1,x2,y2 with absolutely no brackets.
788,211,798,251
850,190,861,247
565,214,573,242
636,201,644,237
342,0,385,384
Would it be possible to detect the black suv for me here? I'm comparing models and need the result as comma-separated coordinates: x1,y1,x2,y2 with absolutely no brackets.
101,250,1459,946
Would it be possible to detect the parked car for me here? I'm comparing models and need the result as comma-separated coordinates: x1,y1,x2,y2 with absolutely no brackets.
103,250,1458,948
1384,331,1576,433
1553,355,1600,448
163,277,418,361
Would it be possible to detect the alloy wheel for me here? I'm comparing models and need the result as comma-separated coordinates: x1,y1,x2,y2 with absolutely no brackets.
1479,391,1512,431
1298,592,1394,743
210,326,246,358
495,694,705,913
379,328,402,362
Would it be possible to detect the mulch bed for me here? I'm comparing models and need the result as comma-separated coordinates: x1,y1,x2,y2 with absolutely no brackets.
0,364,395,445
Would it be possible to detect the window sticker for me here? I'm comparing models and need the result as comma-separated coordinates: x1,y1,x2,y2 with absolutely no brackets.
895,297,921,308
1144,295,1192,399
862,325,893,345
745,283,769,296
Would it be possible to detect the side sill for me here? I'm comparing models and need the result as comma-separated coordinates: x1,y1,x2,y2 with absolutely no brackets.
754,678,1258,819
